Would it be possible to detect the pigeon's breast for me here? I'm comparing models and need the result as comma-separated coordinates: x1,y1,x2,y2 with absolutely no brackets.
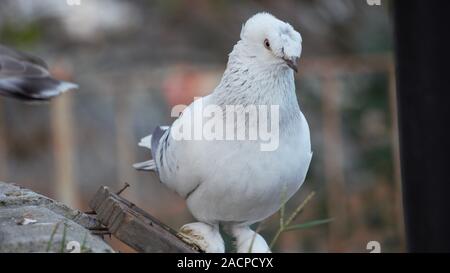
185,113,312,225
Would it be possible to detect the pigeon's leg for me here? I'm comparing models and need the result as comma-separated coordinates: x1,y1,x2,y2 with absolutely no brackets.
230,225,271,253
179,222,225,253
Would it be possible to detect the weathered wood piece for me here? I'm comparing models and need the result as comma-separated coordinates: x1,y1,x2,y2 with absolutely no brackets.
89,186,200,253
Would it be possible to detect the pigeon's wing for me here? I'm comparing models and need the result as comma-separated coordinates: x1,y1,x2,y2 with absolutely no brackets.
0,45,48,69
0,45,78,101
135,123,193,197
134,97,212,198
133,126,170,173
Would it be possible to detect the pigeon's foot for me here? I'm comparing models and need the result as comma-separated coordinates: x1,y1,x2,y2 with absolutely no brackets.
178,222,225,253
231,226,271,253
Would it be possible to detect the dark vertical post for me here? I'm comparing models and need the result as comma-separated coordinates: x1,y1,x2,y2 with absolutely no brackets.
393,0,450,252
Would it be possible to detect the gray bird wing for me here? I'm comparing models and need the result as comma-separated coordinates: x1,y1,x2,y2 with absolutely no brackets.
0,44,78,101
0,45,48,69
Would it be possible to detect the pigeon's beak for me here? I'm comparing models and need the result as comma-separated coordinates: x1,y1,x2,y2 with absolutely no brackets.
283,57,299,73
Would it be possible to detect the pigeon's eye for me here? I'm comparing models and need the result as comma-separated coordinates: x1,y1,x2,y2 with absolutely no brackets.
264,39,271,50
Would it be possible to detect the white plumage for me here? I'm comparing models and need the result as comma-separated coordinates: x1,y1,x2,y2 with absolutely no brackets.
134,12,312,253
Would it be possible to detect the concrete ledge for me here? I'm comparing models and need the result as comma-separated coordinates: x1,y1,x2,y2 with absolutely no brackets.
0,181,114,253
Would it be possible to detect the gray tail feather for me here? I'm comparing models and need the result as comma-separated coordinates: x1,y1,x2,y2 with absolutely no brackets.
133,160,157,172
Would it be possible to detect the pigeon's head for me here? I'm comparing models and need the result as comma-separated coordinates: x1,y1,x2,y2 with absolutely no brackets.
240,13,302,72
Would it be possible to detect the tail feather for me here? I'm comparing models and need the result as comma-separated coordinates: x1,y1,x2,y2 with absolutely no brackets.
138,135,152,149
134,126,170,173
0,78,78,101
41,81,78,98
134,134,156,172
133,160,156,171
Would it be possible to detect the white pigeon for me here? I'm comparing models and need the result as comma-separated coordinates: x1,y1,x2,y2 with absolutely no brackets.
134,12,312,253
0,44,78,101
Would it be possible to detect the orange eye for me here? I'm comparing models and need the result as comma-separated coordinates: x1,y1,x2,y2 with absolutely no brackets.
264,39,271,50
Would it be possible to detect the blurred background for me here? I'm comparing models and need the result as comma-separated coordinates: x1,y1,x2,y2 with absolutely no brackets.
0,0,400,252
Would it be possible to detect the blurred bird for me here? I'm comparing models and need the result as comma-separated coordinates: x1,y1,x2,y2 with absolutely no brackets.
134,13,312,253
0,45,78,101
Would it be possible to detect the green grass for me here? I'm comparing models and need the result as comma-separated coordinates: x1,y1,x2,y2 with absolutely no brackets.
269,191,333,250
46,222,61,252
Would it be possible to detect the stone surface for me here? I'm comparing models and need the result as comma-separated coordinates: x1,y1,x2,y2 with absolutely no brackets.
0,181,114,253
